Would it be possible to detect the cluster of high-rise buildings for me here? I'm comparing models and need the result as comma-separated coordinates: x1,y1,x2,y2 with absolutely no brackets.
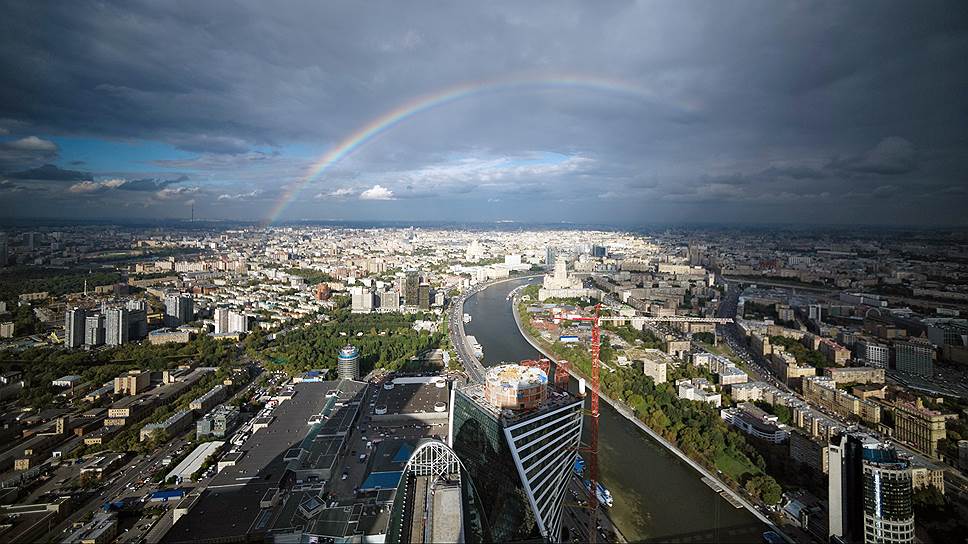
349,270,441,313
64,300,149,348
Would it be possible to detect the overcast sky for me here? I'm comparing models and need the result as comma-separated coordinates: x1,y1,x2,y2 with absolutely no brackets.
1,1,966,226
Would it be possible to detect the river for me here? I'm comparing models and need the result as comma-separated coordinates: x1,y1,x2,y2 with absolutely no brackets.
463,276,764,543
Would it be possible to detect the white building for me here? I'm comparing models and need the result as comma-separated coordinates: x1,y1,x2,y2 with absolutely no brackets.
676,378,721,407
538,258,600,302
350,286,376,313
641,351,669,384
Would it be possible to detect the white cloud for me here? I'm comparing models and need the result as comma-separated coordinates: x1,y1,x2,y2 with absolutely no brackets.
315,187,355,200
156,186,199,200
67,178,132,193
6,136,57,152
217,190,262,201
359,184,394,200
68,181,101,193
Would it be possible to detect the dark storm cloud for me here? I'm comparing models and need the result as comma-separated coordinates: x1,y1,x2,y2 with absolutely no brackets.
827,137,918,176
0,137,60,171
7,163,92,182
0,1,966,224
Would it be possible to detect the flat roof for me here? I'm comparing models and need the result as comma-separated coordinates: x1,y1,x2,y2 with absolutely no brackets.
166,441,224,481
360,471,402,491
165,380,360,544
431,484,463,544
373,381,448,415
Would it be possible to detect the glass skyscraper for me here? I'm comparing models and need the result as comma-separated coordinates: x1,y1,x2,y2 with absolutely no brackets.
829,432,915,544
449,364,583,542
337,344,360,381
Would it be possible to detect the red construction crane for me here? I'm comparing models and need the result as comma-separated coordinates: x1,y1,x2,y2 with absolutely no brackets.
552,306,733,543
556,304,603,544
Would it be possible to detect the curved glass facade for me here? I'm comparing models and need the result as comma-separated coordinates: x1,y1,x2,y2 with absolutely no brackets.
450,385,583,543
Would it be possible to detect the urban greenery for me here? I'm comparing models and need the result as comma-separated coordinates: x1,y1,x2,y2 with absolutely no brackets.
260,309,443,375
5,334,243,410
0,268,122,302
285,268,337,284
518,303,783,505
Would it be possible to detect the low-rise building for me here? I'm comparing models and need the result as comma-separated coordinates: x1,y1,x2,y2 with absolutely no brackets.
664,337,691,359
140,410,194,442
823,366,885,385
719,365,749,386
62,511,117,544
892,398,948,459
114,370,151,395
676,378,721,407
80,452,126,480
148,329,192,345
196,404,240,438
802,376,881,425
190,385,227,413
910,463,945,494
721,403,789,443
52,375,82,388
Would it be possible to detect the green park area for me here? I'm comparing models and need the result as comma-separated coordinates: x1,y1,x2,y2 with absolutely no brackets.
516,301,782,505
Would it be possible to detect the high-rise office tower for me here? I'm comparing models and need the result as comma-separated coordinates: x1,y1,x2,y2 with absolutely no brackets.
164,293,194,327
450,364,583,542
418,283,431,310
829,433,915,544
386,440,490,544
228,311,253,333
337,345,360,381
84,314,105,346
214,307,230,334
65,308,86,348
404,271,420,308
591,244,607,258
379,289,400,312
545,246,555,268
104,308,129,346
125,299,148,312
125,300,148,340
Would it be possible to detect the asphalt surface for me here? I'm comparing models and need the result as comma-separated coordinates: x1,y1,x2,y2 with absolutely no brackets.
448,290,486,383
562,475,624,543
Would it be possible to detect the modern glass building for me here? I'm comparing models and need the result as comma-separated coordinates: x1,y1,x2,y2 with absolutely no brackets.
862,448,914,544
337,344,360,381
449,364,583,543
829,432,915,544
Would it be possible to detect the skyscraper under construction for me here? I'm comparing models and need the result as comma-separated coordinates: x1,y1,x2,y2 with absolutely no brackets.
449,364,583,542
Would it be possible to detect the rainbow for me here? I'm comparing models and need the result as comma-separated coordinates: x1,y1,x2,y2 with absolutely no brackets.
264,73,677,225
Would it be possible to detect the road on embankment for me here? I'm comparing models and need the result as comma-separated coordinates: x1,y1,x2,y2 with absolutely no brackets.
464,276,769,543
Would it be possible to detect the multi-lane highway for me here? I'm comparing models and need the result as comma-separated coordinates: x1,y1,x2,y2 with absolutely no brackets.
448,290,486,383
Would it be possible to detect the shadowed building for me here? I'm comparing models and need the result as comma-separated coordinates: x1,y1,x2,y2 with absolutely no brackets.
386,440,489,544
829,432,914,544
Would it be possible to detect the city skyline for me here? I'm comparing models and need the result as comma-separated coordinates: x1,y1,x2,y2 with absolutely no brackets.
2,2,967,225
